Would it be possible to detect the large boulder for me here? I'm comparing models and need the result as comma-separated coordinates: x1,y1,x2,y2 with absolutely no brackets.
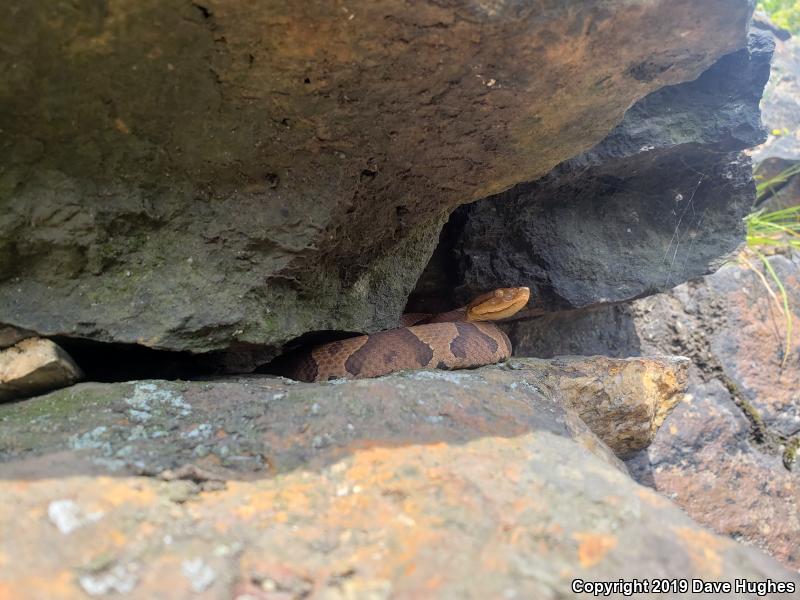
2,361,797,597
511,26,797,557
410,30,772,313
0,1,756,360
0,357,686,474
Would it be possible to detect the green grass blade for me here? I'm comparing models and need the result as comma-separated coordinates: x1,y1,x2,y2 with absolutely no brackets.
755,249,793,368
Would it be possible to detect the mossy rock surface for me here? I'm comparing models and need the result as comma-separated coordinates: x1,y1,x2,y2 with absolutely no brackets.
1,359,797,597
0,0,755,359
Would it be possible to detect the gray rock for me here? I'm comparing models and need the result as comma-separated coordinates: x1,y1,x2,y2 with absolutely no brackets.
752,15,800,162
1,363,797,597
0,1,755,358
752,156,800,211
410,31,772,312
0,356,687,472
0,360,646,477
746,15,800,210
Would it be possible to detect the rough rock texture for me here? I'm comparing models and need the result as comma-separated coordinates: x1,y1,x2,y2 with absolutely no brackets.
410,31,772,313
630,375,800,572
753,156,800,211
2,365,798,598
752,14,800,162
0,325,33,349
520,355,689,458
511,254,800,570
0,1,755,358
0,338,83,402
748,15,800,211
0,357,691,478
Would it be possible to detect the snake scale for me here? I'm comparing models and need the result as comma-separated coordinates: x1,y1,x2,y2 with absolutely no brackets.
287,287,530,382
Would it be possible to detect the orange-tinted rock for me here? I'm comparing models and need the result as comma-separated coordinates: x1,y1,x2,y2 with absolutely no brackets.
516,355,689,457
0,364,625,479
2,358,795,597
0,356,688,480
629,378,800,573
628,254,800,569
1,434,796,599
511,253,800,570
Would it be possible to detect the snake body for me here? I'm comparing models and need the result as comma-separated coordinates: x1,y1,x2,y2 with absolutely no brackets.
287,287,529,382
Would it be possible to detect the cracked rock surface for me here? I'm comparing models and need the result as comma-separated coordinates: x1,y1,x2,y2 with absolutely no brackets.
511,253,800,570
2,358,798,598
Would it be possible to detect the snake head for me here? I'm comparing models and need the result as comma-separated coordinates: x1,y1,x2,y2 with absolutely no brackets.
466,287,530,321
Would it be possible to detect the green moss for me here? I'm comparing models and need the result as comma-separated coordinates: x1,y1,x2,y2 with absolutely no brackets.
739,396,765,428
2,384,107,420
783,436,800,470
0,383,131,452
721,374,770,444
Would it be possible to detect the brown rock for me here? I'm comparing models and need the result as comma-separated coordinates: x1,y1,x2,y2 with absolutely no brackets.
515,355,689,458
510,253,800,570
628,378,800,574
0,338,83,402
629,254,800,570
628,254,800,443
0,326,34,349
409,30,771,315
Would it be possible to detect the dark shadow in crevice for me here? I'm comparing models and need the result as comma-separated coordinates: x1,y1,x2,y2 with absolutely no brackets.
53,336,212,382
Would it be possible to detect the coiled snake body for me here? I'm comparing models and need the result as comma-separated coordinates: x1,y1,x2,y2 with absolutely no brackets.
288,287,530,382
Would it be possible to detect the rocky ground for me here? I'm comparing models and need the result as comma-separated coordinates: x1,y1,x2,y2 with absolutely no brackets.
511,253,800,571
2,358,798,598
630,254,800,571
504,17,800,572
2,2,799,598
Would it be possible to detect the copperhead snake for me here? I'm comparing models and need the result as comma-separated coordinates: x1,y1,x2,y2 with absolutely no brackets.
287,287,530,382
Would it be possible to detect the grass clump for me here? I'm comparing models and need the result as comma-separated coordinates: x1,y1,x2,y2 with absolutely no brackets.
758,0,800,34
742,163,800,367
754,163,800,201
745,204,800,251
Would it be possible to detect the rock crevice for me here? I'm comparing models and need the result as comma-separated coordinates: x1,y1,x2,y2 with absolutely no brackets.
410,30,773,314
